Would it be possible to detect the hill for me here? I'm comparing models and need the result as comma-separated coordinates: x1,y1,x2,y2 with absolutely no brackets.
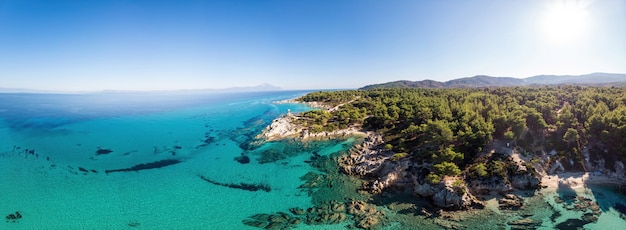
360,73,626,89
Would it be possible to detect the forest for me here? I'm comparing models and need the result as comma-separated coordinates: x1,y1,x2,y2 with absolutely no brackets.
296,86,626,181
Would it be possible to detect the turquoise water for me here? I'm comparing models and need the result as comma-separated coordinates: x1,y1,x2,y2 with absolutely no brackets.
0,91,347,229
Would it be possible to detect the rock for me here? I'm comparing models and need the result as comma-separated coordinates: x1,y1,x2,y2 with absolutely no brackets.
414,180,440,197
508,218,542,229
5,211,22,223
433,218,464,230
555,219,590,229
269,214,287,224
467,176,513,195
357,216,379,229
234,155,250,164
289,218,301,225
250,213,272,221
331,203,346,213
242,219,267,228
432,181,481,209
289,207,305,216
264,222,283,230
499,194,524,210
96,148,113,155
511,173,541,190
582,213,598,223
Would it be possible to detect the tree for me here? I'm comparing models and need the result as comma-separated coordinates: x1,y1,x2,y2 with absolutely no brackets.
432,146,464,164
563,128,579,144
433,161,461,176
469,163,488,178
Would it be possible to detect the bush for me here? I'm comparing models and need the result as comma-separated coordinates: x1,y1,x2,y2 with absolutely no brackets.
426,173,441,184
433,161,461,176
390,152,408,161
489,160,508,178
469,163,488,178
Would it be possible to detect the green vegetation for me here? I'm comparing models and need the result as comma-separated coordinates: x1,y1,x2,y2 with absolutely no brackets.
390,152,409,161
469,163,488,178
297,86,626,176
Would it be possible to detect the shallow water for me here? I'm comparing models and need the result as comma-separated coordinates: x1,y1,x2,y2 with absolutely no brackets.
0,91,330,229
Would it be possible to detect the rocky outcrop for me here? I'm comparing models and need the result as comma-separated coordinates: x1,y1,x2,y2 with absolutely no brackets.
367,159,412,193
339,133,485,210
244,200,385,229
467,177,512,194
499,194,524,210
510,173,541,190
432,179,483,210
260,114,302,141
339,134,391,177
5,211,22,223
104,159,183,173
258,113,366,142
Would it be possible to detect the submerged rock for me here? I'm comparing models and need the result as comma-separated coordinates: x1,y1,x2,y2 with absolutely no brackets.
96,148,113,155
5,211,22,223
499,194,524,210
555,219,590,230
105,159,183,173
198,175,271,192
234,155,250,164
508,218,542,229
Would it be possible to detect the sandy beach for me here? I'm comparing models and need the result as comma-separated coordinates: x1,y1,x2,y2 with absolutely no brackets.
541,172,625,189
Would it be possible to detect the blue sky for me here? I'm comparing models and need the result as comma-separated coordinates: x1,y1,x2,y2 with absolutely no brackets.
0,0,624,91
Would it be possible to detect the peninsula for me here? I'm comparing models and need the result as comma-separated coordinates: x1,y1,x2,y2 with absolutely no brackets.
252,85,626,229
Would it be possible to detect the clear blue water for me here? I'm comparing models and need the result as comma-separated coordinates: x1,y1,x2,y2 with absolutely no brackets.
0,90,350,229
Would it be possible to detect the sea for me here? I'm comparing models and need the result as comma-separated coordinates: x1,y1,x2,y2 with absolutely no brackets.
1,90,625,229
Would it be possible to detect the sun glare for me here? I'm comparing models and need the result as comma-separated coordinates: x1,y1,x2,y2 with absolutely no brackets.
541,0,589,44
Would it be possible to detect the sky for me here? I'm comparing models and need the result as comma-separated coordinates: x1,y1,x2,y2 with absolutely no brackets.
0,0,625,91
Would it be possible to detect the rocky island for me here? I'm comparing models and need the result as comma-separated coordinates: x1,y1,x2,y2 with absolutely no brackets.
249,86,626,229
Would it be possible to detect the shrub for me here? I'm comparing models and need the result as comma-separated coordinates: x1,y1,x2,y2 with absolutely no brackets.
426,173,441,184
433,161,461,176
390,152,408,161
469,163,488,178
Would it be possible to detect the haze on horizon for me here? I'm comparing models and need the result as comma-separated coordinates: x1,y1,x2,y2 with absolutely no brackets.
1,0,624,91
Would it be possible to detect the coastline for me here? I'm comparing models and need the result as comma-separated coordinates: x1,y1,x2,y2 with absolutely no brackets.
258,98,367,142
541,172,626,189
255,95,626,229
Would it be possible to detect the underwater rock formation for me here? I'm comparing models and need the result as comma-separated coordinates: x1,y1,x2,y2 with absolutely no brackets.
234,155,250,164
197,175,271,192
5,211,22,223
104,159,182,173
96,148,113,155
243,200,386,229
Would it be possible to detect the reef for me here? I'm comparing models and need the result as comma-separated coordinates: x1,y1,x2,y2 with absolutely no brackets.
96,148,113,155
243,200,386,229
5,211,22,223
234,155,250,164
197,175,271,192
104,159,182,173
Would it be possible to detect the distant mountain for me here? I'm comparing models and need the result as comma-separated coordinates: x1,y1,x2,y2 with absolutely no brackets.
219,83,282,92
360,73,626,89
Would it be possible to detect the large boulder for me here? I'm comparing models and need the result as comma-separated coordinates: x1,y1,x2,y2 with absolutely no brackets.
466,176,512,194
432,180,482,210
510,173,541,190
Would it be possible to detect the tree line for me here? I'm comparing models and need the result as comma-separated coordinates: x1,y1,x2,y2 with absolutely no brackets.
297,86,626,180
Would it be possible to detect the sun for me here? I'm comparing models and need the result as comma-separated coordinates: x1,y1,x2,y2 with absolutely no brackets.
541,0,589,44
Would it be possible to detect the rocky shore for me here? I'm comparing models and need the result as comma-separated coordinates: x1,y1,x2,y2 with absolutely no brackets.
257,109,366,142
252,98,626,229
